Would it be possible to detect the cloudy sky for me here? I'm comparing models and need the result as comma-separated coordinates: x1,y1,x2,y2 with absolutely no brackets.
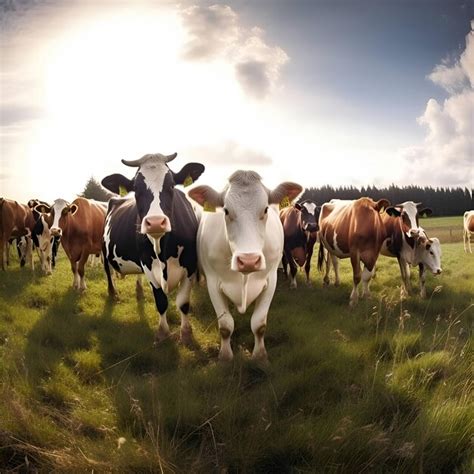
1,0,473,202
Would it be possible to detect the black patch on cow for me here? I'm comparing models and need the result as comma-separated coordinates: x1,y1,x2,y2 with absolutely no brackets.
32,217,43,248
152,286,168,314
134,173,154,220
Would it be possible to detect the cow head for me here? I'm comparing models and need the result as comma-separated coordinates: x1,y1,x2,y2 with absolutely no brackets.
189,171,302,274
295,200,320,233
417,231,442,275
386,201,432,238
101,153,205,240
34,199,78,238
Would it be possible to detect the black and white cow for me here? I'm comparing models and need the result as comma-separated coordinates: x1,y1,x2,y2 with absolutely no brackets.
101,152,205,344
28,199,60,274
279,200,320,288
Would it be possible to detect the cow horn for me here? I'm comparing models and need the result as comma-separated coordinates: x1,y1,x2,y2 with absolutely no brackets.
121,155,150,167
164,152,177,163
414,202,422,206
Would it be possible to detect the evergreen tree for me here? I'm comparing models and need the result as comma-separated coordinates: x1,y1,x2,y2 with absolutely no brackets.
81,177,113,201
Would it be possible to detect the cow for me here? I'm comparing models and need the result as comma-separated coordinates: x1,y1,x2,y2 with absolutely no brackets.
0,198,35,270
101,152,205,344
28,199,60,275
188,170,302,361
318,198,390,307
279,200,320,288
379,201,436,296
464,210,474,253
35,197,107,290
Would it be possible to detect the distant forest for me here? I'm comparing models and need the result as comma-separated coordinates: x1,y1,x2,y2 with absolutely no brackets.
300,185,473,216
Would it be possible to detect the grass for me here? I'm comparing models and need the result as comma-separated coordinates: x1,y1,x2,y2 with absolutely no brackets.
0,238,473,472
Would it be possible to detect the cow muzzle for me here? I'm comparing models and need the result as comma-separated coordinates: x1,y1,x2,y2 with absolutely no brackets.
407,228,420,238
142,215,171,237
304,224,318,233
433,268,442,275
50,227,62,237
233,252,265,273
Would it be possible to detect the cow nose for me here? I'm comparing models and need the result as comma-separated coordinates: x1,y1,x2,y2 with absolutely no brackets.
236,253,262,273
50,227,62,237
436,269,442,275
143,215,170,235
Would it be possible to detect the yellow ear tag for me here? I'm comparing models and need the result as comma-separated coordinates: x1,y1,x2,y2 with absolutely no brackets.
203,201,216,212
279,196,291,209
183,175,193,187
119,185,128,197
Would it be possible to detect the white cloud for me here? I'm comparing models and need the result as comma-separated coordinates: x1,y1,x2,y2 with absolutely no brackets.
400,21,474,188
180,4,289,99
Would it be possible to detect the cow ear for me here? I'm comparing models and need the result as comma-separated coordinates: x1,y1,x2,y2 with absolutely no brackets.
69,204,79,216
101,174,134,195
173,163,205,186
28,199,38,208
418,207,432,217
188,185,224,208
385,206,401,217
268,182,303,205
34,203,51,214
375,199,390,212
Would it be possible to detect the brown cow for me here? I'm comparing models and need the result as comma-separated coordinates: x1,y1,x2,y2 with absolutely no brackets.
318,198,390,306
279,200,319,288
463,210,474,253
36,197,107,290
0,198,35,270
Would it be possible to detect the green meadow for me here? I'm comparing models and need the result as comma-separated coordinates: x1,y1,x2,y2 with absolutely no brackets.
0,230,473,471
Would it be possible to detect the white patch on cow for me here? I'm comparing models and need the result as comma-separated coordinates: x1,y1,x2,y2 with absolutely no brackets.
112,244,142,274
464,210,474,253
399,201,421,237
302,202,317,215
36,216,53,274
50,199,69,231
140,161,170,233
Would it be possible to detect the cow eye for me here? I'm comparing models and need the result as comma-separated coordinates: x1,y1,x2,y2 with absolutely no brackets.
264,207,268,214
429,251,434,256
224,208,229,216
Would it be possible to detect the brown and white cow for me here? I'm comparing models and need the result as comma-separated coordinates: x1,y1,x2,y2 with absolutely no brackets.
463,210,474,253
380,201,437,296
0,198,35,270
318,198,390,306
35,197,107,290
279,200,319,288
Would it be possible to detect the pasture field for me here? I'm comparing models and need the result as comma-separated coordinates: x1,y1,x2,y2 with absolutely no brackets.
0,241,473,472
420,215,464,243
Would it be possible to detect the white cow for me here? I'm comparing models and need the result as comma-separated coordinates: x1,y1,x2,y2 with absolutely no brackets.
189,171,302,361
415,229,442,298
463,211,474,253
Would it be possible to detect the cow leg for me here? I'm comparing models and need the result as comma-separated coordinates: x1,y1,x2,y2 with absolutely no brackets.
1,239,7,270
70,261,80,289
322,248,331,286
468,231,473,253
136,275,144,300
288,256,298,289
176,276,194,347
349,253,361,307
77,253,89,291
26,236,34,271
397,258,412,297
361,266,375,299
250,270,278,362
151,285,171,341
206,275,234,361
331,254,340,286
304,240,315,286
419,263,427,298
281,252,289,278
103,261,118,299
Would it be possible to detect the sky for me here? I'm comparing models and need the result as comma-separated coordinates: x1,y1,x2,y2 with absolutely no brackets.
0,0,473,202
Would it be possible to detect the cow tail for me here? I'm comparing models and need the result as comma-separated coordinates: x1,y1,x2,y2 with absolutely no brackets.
317,242,325,272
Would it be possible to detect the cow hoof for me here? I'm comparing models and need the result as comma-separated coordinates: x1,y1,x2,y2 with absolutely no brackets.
180,328,194,347
155,326,171,343
218,349,234,362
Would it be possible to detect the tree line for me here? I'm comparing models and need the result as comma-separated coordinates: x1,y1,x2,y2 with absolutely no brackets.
300,185,473,216
82,177,473,217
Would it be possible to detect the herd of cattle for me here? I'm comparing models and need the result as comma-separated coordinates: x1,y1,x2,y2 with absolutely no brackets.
1,153,473,361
